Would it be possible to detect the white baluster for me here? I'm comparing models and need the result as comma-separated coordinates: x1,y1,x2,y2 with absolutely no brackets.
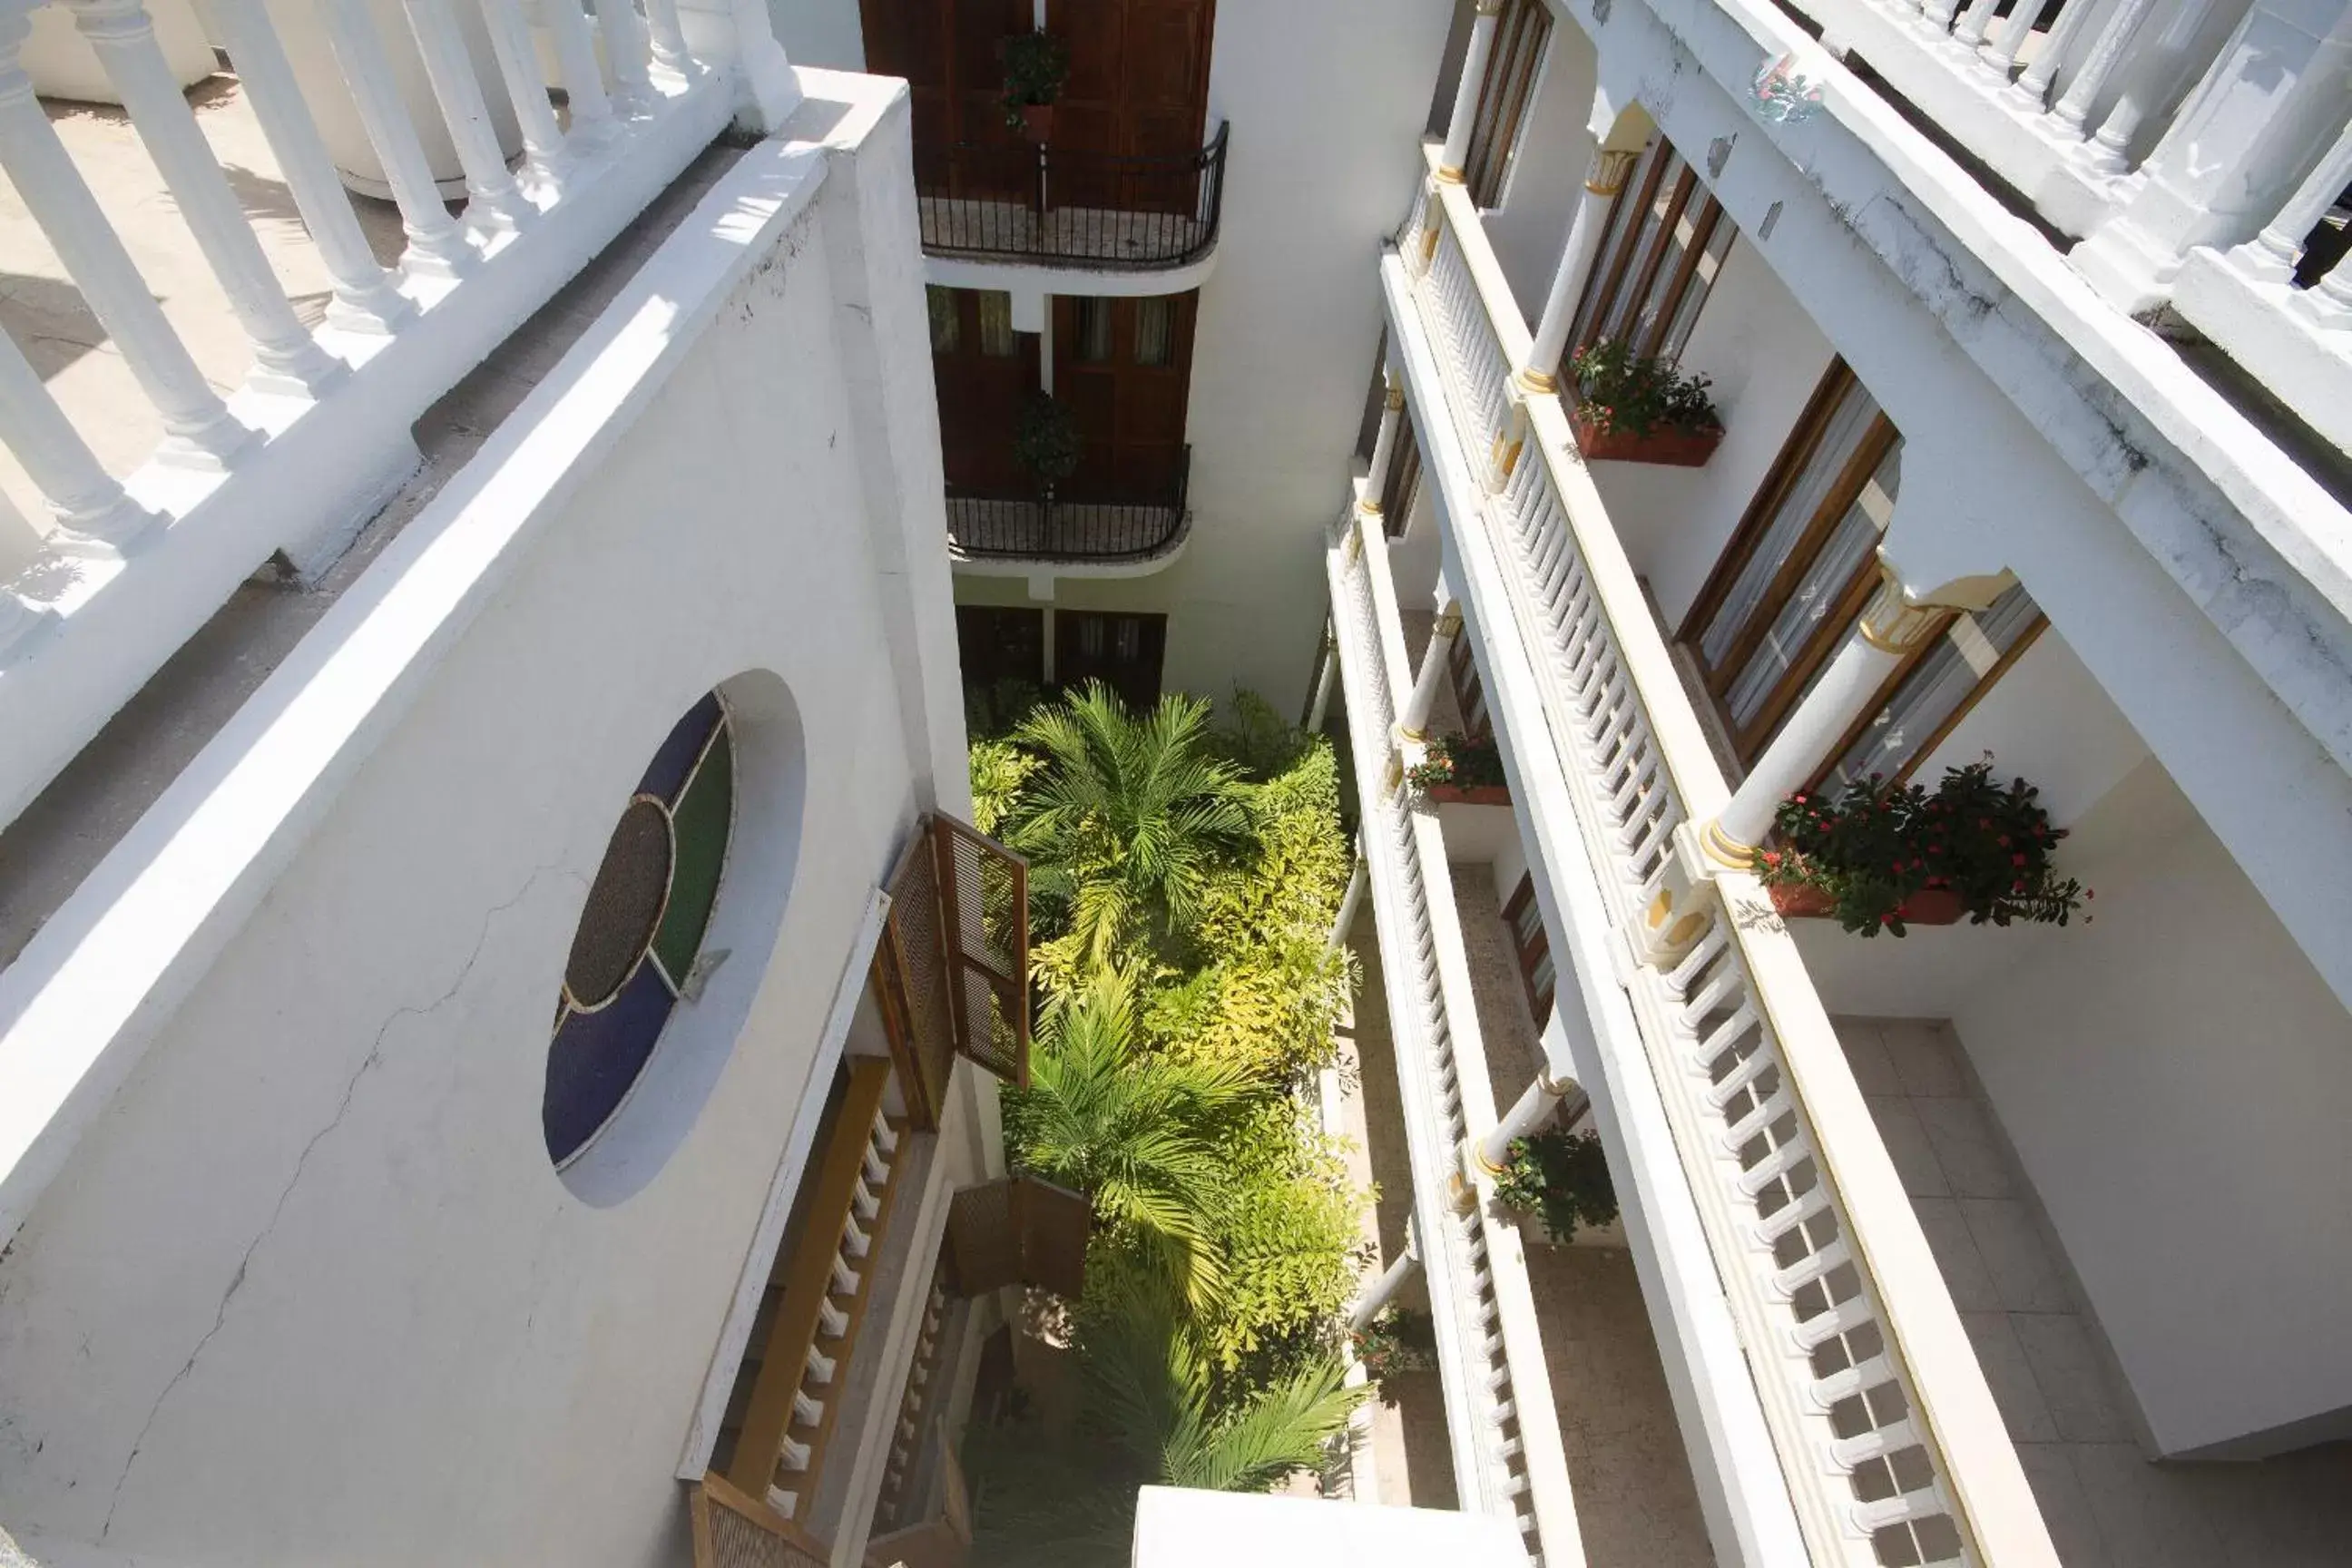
777,1433,811,1470
400,0,533,230
850,1176,879,1221
70,0,347,397
594,0,652,110
674,0,799,132
842,1214,871,1259
205,0,409,332
476,0,572,183
1983,0,2058,77
790,1389,823,1427
643,0,692,79
2010,0,2103,104
2237,119,2352,289
804,1344,836,1382
815,1298,848,1338
1951,0,2004,50
0,326,162,551
0,12,249,466
530,0,617,149
861,1142,888,1186
317,0,477,278
829,1255,859,1296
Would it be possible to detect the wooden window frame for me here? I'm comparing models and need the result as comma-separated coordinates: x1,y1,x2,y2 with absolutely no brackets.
1380,403,1423,538
1679,359,1901,764
1563,135,1735,371
1448,627,1492,740
1504,874,1553,1023
1465,0,1553,209
1809,611,2052,792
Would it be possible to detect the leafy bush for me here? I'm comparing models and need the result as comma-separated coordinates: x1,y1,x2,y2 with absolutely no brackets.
1405,731,1506,793
1568,338,1721,438
1205,687,1315,781
1352,1306,1436,1391
1191,1099,1367,1378
1495,1128,1618,1243
970,737,1040,838
1756,758,2088,936
1015,393,1083,493
999,28,1070,124
966,675,1046,742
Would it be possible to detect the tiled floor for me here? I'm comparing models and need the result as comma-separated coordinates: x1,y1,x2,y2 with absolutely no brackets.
1838,1016,2352,1567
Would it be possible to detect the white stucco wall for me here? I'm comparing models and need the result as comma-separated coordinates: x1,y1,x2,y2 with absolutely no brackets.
955,0,1455,714
0,83,974,1564
769,0,866,71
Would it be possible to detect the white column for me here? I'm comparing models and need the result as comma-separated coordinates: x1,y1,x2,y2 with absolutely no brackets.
1470,1070,1582,1179
1520,144,1642,392
0,13,249,466
1348,1220,1421,1332
206,0,409,333
1329,844,1367,950
1359,367,1406,520
1436,0,1504,185
318,0,476,278
401,0,533,230
674,0,800,132
0,325,162,550
1306,619,1339,731
1396,600,1462,742
71,0,347,397
594,0,654,109
475,0,571,183
1702,559,1954,862
531,0,617,150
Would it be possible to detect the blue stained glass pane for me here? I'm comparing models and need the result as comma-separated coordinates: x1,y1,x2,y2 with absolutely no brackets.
635,693,725,805
544,960,672,1163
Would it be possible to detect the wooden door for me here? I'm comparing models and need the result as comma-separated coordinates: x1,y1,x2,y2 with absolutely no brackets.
1054,610,1166,710
860,0,1032,194
1044,0,1213,210
931,288,1038,493
1051,292,1196,498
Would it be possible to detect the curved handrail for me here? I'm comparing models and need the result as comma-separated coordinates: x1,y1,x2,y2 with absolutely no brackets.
945,448,1190,564
916,124,1230,270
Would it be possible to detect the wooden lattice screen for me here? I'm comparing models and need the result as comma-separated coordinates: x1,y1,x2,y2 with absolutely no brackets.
946,1176,1091,1300
877,814,1031,1131
688,1474,828,1568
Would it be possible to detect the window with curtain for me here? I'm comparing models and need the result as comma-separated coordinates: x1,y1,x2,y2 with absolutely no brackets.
1681,360,1902,764
1563,134,1737,370
1071,297,1113,363
975,290,1016,358
1448,630,1492,739
926,286,960,355
1133,298,1174,368
1380,404,1423,539
1464,0,1553,209
1504,875,1554,1023
1817,583,2048,791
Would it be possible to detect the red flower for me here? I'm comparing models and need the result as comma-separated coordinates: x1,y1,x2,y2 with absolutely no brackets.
2085,888,2094,899
1761,850,1781,867
1997,835,2011,848
2012,852,2027,866
1926,844,1941,854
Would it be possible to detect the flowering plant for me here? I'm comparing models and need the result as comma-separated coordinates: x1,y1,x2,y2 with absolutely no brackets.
1567,338,1722,439
1756,758,2088,936
1494,1128,1618,1243
1352,1306,1436,1394
1404,731,1506,793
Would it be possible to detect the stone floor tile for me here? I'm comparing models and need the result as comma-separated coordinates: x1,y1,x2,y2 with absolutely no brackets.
1864,1095,1950,1199
1834,1019,1904,1096
1960,1310,2060,1442
1914,1199,2002,1312
2012,1313,2128,1443
1878,1018,1970,1097
2013,1441,2112,1566
1960,1198,2073,1312
1913,1094,2017,1199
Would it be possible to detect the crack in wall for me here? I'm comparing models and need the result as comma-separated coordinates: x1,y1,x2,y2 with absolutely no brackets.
97,859,575,1543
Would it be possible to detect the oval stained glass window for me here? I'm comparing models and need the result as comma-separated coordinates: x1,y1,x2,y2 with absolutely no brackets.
545,693,734,1167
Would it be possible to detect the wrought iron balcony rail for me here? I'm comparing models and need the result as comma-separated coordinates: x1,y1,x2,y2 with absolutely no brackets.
916,125,1230,270
945,449,1190,564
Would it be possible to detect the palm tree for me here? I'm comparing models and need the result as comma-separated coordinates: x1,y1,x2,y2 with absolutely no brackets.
1009,683,1252,965
1004,969,1252,1307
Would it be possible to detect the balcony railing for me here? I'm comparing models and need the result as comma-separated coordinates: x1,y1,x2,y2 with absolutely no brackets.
915,125,1229,270
0,0,783,831
945,449,1190,564
1389,162,2061,1567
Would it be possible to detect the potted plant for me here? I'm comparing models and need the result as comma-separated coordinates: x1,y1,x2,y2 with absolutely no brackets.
1351,1305,1436,1401
1014,393,1083,499
1405,732,1508,805
1494,1127,1619,1244
1000,29,1070,141
1565,338,1724,466
1755,759,2091,936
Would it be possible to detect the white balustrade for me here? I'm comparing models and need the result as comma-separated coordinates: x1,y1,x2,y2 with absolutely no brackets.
0,0,783,831
1396,165,2063,1566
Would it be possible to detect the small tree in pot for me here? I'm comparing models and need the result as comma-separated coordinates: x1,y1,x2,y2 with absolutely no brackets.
1014,393,1083,500
1000,30,1069,140
1494,1127,1618,1244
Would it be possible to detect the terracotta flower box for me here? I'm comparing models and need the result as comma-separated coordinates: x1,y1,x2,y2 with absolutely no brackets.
1571,407,1723,468
1425,783,1511,807
1768,883,1965,926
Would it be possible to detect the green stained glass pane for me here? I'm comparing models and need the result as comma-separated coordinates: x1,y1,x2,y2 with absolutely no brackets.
654,724,732,980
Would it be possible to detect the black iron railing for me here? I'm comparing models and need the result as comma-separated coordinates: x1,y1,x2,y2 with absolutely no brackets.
946,450,1191,563
916,126,1230,270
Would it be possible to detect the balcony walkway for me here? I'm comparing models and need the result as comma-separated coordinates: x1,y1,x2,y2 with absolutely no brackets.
1841,1018,2352,1568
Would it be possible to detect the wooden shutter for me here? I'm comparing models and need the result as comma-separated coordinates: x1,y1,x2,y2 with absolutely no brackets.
946,1176,1091,1299
689,1474,828,1568
876,813,1032,1131
933,816,1031,1088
